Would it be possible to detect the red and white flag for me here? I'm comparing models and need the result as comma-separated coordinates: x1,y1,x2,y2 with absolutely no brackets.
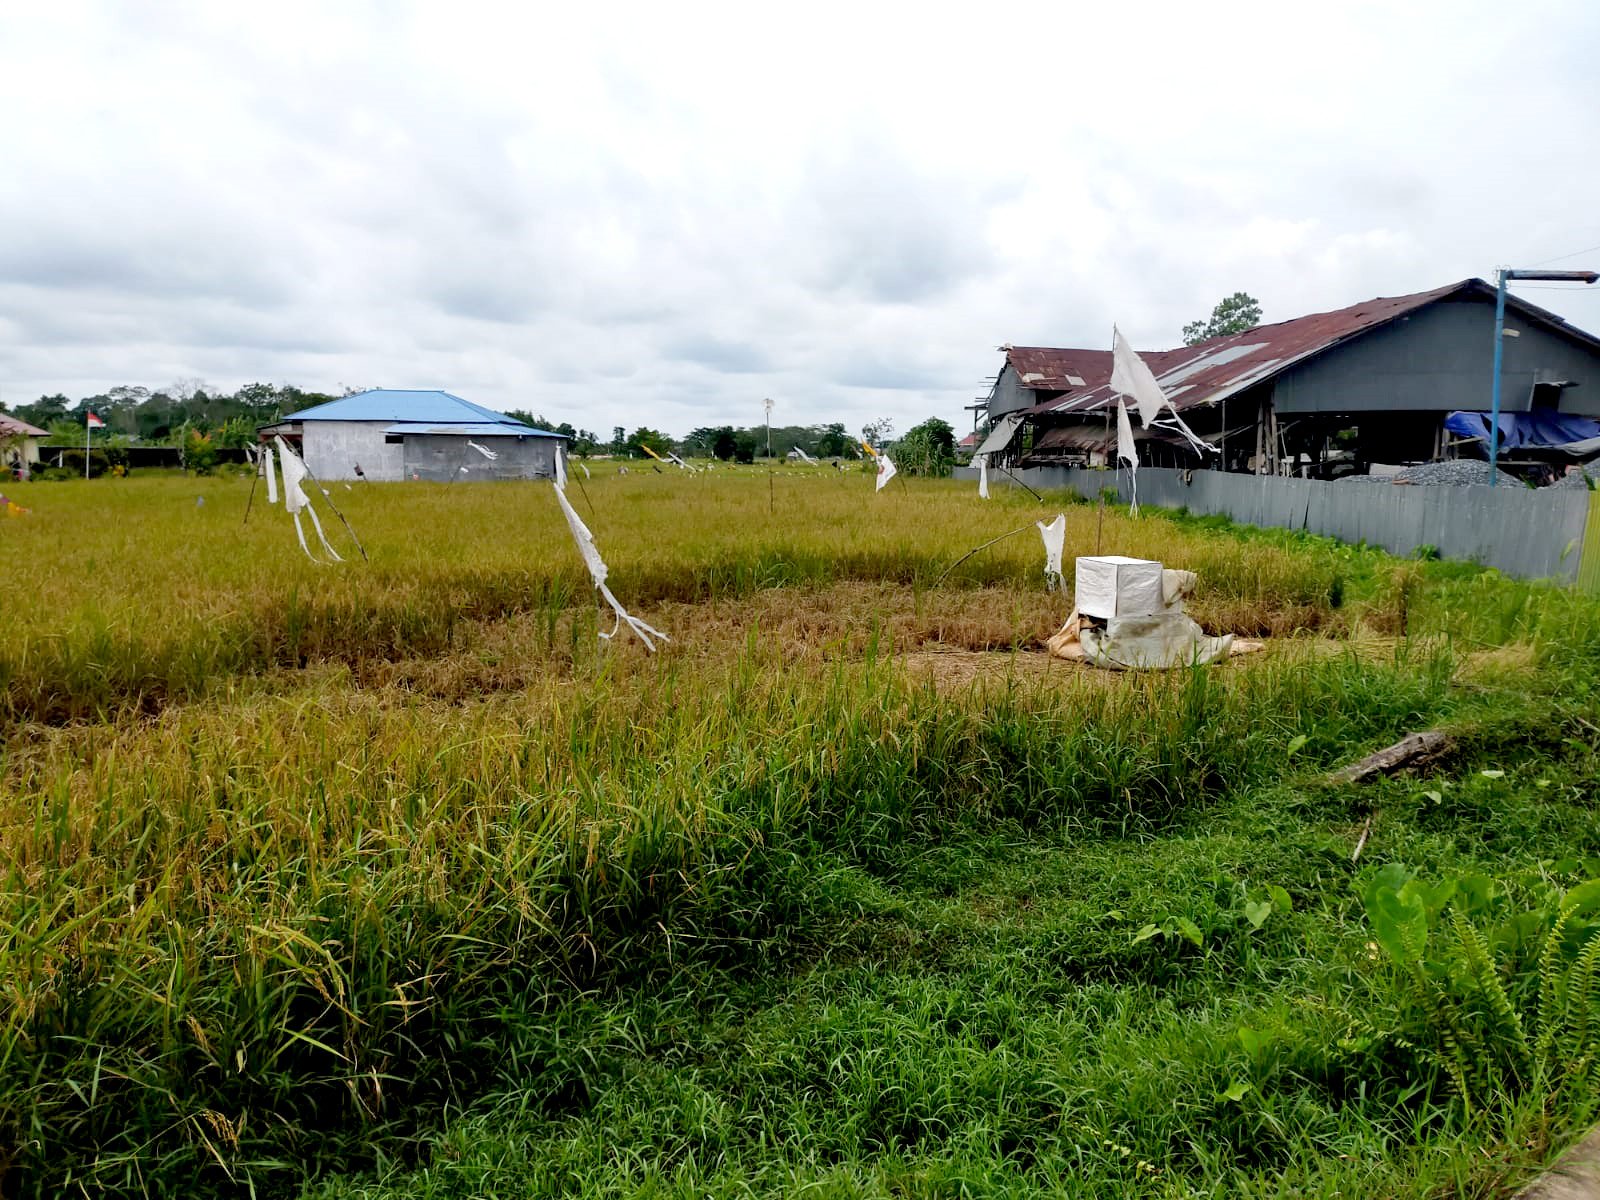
85,411,105,429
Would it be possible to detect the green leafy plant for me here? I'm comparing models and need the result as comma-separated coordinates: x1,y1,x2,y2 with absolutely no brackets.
1132,915,1204,948
1357,864,1600,1113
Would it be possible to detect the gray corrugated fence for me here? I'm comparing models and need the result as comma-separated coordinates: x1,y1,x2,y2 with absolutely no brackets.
953,466,1591,581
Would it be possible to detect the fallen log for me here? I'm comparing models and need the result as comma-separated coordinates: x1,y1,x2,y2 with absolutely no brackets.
1328,731,1453,786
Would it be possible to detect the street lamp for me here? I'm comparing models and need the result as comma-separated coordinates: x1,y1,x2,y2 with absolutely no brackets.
1488,268,1599,485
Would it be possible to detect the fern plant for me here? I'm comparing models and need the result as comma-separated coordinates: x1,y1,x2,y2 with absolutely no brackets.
1358,865,1600,1114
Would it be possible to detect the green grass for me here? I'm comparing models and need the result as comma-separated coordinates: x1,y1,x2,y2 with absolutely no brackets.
1,471,1597,1197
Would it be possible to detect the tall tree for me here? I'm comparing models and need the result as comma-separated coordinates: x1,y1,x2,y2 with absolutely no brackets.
861,418,895,448
1182,292,1262,346
626,427,673,459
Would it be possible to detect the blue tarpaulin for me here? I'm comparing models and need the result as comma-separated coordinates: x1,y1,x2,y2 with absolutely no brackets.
1445,410,1600,451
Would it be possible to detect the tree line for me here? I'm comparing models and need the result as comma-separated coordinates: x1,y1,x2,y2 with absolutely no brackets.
9,387,963,476
12,382,338,449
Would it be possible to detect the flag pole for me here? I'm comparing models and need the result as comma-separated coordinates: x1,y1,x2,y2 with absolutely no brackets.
84,415,91,480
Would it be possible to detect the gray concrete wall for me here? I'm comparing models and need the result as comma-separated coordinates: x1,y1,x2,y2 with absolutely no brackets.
302,421,403,481
402,434,559,482
955,464,1591,581
1274,296,1600,416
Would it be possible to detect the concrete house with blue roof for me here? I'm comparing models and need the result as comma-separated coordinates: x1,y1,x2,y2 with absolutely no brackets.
259,389,566,482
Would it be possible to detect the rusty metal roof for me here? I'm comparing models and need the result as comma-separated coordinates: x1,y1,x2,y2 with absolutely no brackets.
1027,278,1600,419
1001,346,1114,392
0,411,48,438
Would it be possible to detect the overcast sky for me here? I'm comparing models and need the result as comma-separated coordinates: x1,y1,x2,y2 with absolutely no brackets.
4,1,1599,438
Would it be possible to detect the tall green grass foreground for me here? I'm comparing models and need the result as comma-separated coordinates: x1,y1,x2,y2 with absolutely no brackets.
0,646,1447,1195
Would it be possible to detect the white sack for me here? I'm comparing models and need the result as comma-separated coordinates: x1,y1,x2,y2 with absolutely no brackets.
1079,614,1236,669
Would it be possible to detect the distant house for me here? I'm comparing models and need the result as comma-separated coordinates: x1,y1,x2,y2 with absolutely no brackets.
0,411,48,477
259,389,566,482
981,279,1600,477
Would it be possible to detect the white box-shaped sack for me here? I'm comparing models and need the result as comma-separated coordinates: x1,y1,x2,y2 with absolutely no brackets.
1075,555,1164,619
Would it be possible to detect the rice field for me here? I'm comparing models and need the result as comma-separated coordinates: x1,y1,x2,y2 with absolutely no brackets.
3,467,1599,1198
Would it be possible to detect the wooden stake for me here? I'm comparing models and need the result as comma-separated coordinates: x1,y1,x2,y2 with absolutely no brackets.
999,466,1044,503
298,457,369,562
241,456,260,527
934,523,1034,588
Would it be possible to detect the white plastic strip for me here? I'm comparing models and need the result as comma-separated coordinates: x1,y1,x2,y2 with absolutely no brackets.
552,482,668,652
264,445,279,505
1037,514,1066,590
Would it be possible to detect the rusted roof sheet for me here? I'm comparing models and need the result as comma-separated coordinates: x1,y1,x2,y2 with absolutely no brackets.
1027,278,1600,419
1002,346,1113,392
0,411,48,437
1030,422,1196,455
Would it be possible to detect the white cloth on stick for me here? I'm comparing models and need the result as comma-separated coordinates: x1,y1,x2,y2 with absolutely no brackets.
1111,325,1220,456
977,453,989,499
1110,326,1168,428
467,441,499,460
274,436,343,562
793,446,816,463
551,482,668,652
263,445,279,505
875,453,898,492
1037,514,1066,590
1115,398,1139,515
275,436,310,515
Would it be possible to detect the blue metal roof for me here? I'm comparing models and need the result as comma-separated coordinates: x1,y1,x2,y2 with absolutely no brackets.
284,389,563,435
382,422,561,438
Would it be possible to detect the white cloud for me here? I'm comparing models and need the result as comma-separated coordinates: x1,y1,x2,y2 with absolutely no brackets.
2,0,1599,437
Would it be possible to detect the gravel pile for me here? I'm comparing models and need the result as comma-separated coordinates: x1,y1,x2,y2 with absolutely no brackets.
1339,460,1520,487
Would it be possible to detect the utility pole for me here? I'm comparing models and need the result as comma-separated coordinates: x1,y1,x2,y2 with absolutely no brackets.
1488,268,1598,485
764,397,774,513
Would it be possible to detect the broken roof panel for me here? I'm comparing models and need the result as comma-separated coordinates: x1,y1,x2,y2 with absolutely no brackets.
1002,347,1114,392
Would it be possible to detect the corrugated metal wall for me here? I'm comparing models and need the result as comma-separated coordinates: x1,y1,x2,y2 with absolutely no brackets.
955,465,1592,582
1273,297,1600,416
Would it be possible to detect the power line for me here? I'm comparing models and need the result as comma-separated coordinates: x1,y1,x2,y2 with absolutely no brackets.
1525,241,1600,267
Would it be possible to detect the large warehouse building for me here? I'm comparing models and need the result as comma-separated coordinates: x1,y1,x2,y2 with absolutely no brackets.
260,389,565,482
978,278,1600,477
